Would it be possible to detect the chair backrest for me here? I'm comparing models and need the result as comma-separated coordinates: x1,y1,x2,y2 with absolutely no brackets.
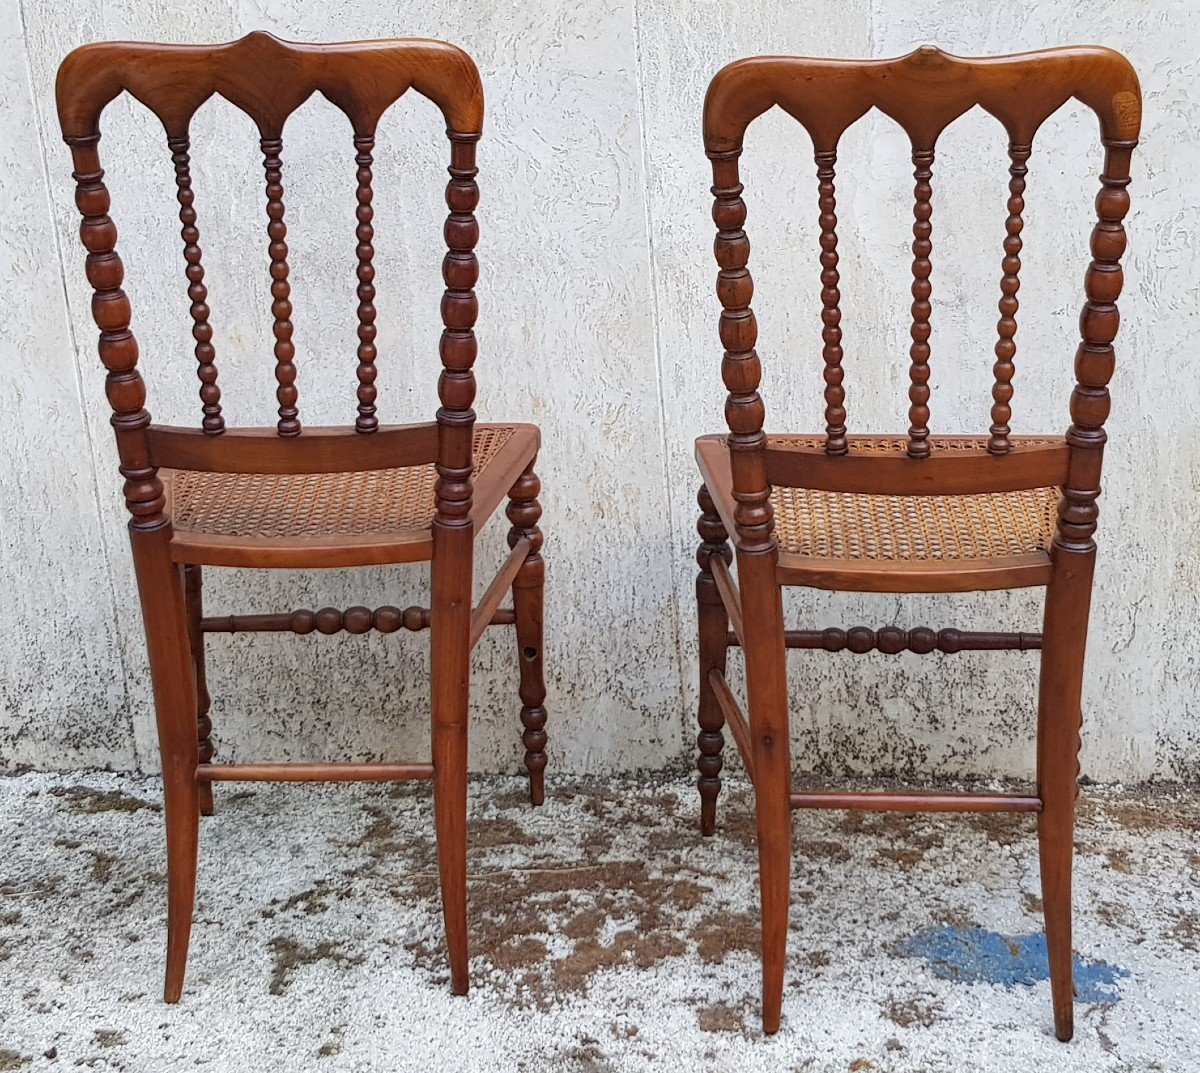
56,32,484,533
702,46,1140,552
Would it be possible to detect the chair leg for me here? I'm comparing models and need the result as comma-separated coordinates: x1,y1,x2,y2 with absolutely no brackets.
1036,556,1095,1043
507,459,547,806
737,547,791,1035
132,537,201,1003
431,525,472,995
696,484,730,836
184,565,214,817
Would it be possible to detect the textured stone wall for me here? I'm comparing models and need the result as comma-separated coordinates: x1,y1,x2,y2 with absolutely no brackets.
3,0,1196,781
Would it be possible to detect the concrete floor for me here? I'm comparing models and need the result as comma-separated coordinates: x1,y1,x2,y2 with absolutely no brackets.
0,769,1197,1072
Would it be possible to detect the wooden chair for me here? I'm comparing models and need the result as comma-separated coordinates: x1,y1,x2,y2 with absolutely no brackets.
55,33,548,1002
694,46,1140,1040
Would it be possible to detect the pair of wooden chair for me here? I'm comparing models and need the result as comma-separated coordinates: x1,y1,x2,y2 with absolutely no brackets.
56,34,1139,1043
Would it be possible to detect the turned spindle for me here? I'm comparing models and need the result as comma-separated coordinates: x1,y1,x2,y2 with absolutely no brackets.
67,135,164,529
261,136,299,436
507,460,547,803
434,133,481,528
168,135,223,434
353,133,378,433
696,483,732,834
815,149,847,455
907,146,935,459
989,143,1031,455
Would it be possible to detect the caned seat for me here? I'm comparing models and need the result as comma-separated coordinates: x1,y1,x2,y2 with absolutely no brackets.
165,424,539,567
695,433,1063,591
768,482,1058,559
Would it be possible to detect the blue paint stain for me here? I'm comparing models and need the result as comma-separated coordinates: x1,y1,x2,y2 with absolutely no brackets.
899,926,1129,1004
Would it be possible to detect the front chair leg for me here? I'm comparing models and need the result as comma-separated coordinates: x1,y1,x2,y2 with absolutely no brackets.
1036,556,1094,1042
183,564,215,817
507,459,547,806
696,484,731,835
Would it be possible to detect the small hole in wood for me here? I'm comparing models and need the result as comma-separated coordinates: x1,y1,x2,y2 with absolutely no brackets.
522,646,538,661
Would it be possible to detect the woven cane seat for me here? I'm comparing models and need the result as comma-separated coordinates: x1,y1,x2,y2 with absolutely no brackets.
769,484,1059,560
164,423,539,568
695,434,1065,592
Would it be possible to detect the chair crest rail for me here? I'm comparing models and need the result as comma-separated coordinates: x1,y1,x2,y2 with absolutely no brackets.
703,46,1140,467
56,33,483,141
703,46,1140,154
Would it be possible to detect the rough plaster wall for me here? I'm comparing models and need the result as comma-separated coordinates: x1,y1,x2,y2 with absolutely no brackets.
0,1,135,769
2,0,1197,781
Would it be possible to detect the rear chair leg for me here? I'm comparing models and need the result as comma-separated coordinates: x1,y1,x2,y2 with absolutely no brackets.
737,545,791,1035
1037,557,1095,1042
507,459,547,806
134,540,202,1003
184,564,215,817
696,484,731,835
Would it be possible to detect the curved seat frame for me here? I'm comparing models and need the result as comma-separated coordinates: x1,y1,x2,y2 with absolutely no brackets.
56,32,548,1003
693,45,1140,1040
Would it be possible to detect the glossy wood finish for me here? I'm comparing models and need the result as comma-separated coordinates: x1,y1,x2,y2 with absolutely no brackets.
182,564,214,817
727,627,1042,653
789,791,1042,813
199,606,515,635
758,435,1070,495
147,422,439,474
708,552,744,645
696,45,1139,1040
470,537,533,649
707,668,755,784
57,33,546,1004
199,763,434,782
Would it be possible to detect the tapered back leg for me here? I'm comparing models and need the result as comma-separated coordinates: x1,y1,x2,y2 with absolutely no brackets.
133,534,202,1003
738,548,792,1034
1036,554,1094,1041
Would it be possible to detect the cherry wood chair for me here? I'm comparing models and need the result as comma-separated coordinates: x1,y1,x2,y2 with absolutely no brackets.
694,46,1140,1040
55,33,548,1002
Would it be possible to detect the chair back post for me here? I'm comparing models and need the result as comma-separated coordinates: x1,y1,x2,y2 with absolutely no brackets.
1057,137,1137,563
432,128,481,544
429,125,481,661
64,133,166,537
706,146,776,561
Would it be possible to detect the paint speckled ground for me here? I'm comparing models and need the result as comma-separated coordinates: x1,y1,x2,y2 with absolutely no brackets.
0,770,1197,1072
